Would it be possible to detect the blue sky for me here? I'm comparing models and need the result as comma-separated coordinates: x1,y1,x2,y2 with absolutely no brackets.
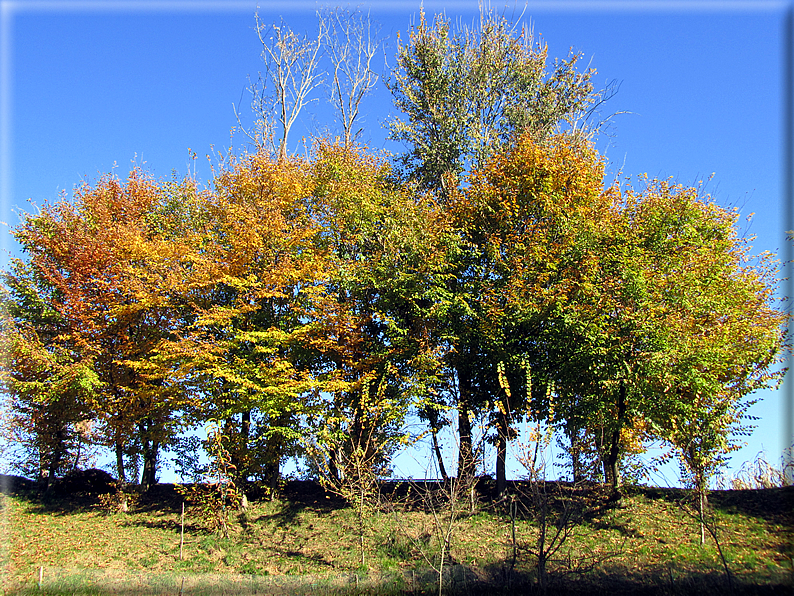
1,0,792,484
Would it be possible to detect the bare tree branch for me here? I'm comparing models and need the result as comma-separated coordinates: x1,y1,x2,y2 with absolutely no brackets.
255,13,326,161
320,7,383,149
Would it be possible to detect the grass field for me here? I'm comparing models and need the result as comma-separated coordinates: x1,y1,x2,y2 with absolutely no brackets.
1,478,791,595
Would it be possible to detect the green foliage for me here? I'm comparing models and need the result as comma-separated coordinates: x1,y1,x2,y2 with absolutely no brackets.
388,6,597,196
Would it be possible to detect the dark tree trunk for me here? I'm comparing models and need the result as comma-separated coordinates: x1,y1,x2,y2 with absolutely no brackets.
241,410,251,442
605,380,627,489
224,417,235,434
140,441,159,490
570,440,581,482
496,413,509,497
115,440,126,484
42,425,67,491
457,407,474,479
139,420,159,490
425,406,448,481
328,447,341,484
431,426,449,482
457,371,475,481
565,418,583,483
571,436,582,483
263,458,280,491
49,427,66,477
262,429,281,490
73,434,82,471
592,426,608,483
496,429,507,497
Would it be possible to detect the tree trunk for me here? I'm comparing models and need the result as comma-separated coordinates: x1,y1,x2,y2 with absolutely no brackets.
425,406,449,482
263,429,282,492
496,414,508,498
263,413,290,492
73,434,82,471
566,421,582,483
263,458,280,492
328,447,341,484
457,371,475,481
47,426,67,487
693,462,710,546
223,417,235,436
571,441,581,483
140,439,159,490
239,409,252,485
139,420,159,490
40,425,65,492
241,410,251,443
605,380,627,489
115,440,127,485
431,428,449,482
602,457,610,485
593,429,608,483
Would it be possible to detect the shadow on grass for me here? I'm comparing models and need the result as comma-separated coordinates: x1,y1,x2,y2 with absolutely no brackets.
626,484,794,532
708,486,794,523
5,564,790,595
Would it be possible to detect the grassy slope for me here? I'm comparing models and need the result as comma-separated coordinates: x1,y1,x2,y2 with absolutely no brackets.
1,480,791,595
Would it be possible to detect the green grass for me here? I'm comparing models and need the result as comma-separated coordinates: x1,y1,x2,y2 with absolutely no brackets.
1,480,791,594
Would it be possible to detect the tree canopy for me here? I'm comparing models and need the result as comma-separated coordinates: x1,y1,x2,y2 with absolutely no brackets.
1,6,787,497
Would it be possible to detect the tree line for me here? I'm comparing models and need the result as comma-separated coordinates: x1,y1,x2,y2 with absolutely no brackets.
0,7,787,504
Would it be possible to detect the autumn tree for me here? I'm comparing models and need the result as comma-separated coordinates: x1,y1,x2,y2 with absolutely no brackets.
0,264,98,485
552,177,788,492
621,180,787,500
452,131,613,491
387,5,605,484
0,172,194,488
281,142,453,562
153,151,328,491
305,143,450,486
444,130,787,496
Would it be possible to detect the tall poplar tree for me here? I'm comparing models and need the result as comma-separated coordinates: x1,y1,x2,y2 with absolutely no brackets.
388,7,597,198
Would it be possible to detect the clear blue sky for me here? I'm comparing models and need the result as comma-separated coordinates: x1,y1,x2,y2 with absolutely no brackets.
1,0,791,485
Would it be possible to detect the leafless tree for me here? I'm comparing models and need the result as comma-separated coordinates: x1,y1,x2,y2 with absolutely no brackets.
244,14,327,161
385,468,466,596
320,7,383,149
511,414,606,593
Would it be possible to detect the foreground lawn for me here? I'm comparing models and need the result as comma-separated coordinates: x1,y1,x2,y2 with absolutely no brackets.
1,479,791,594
